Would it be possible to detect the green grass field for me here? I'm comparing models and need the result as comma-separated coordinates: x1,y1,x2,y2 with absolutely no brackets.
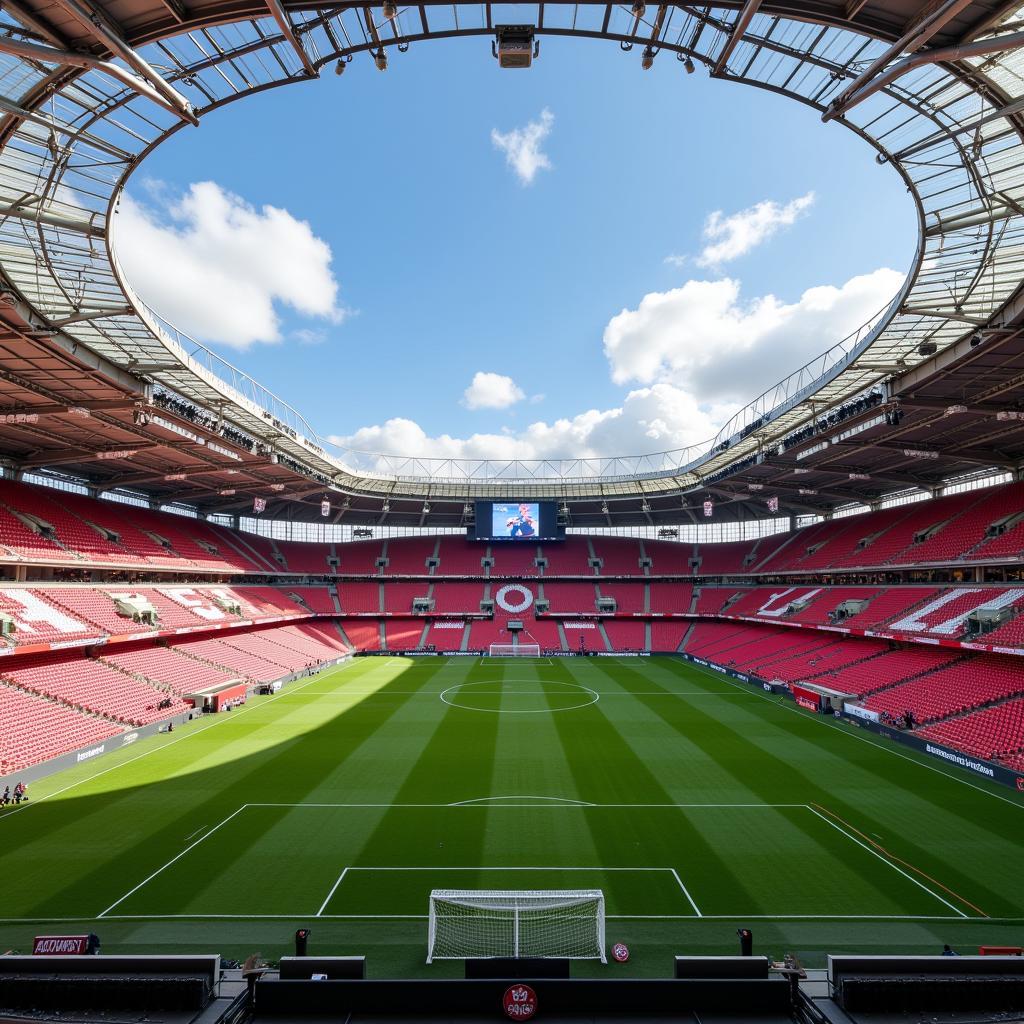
1,655,1022,975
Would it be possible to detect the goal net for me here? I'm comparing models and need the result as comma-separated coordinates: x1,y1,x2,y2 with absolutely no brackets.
488,643,541,657
426,889,606,963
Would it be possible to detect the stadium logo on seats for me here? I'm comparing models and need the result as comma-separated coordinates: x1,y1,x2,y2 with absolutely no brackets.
495,584,533,614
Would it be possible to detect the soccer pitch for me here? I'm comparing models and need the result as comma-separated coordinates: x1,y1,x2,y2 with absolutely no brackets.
1,655,1022,974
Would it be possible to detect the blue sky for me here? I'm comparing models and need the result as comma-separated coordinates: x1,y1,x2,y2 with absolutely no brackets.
118,34,916,462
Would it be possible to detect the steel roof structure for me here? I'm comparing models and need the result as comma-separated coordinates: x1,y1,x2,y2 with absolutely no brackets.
0,0,1022,526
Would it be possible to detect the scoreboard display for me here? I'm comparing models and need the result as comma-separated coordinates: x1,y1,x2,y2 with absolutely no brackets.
473,501,564,542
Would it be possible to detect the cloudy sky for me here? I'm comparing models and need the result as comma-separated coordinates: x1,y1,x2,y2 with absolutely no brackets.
117,36,914,463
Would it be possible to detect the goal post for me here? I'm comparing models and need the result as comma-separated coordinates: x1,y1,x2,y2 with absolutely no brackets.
488,643,541,657
426,889,606,963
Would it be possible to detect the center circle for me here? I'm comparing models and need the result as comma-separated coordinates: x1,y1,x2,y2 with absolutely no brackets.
440,679,599,714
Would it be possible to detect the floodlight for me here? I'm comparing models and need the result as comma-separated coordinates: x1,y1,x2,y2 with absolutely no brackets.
684,56,695,73
374,47,388,71
335,55,352,75
970,332,984,347
917,341,938,356
641,45,655,70
382,0,398,18
631,0,646,17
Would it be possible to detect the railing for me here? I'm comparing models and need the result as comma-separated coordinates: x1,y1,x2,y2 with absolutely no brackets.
115,243,903,484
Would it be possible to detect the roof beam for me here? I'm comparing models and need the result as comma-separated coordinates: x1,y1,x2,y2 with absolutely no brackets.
823,0,974,120
36,0,198,123
824,25,1024,121
0,35,196,123
0,200,105,238
712,0,761,75
265,0,318,76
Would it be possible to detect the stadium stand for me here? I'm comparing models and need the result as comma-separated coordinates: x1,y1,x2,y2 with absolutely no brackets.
917,696,1024,761
383,537,437,575
0,653,189,726
649,582,694,614
0,683,123,775
435,537,487,575
603,620,646,651
590,536,644,575
598,582,645,613
541,537,593,575
543,582,599,613
430,582,485,614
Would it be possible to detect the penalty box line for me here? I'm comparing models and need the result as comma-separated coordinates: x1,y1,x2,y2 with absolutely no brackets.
316,866,703,918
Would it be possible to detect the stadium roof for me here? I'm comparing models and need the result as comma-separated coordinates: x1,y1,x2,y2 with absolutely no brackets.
0,0,1022,525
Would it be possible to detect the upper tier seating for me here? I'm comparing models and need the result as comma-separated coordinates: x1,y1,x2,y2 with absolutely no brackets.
1,478,1023,576
694,540,760,576
892,483,1024,565
383,537,437,575
0,683,122,775
590,537,645,576
541,538,593,575
488,543,540,577
335,540,384,574
273,541,334,575
643,539,692,575
435,537,487,575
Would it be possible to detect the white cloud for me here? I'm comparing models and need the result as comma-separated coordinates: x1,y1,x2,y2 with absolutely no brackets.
332,265,903,464
115,181,345,349
491,109,554,186
697,192,815,267
663,254,688,268
462,371,526,410
331,383,730,466
603,267,904,401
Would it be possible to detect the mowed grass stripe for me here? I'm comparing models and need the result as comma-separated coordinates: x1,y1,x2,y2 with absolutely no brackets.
95,660,455,918
320,665,503,915
608,658,998,918
657,658,1024,915
540,658,748,916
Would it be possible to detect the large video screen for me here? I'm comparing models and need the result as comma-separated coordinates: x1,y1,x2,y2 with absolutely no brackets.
473,501,564,541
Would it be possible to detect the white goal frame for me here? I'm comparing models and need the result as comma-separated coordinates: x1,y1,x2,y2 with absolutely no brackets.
488,643,541,657
426,889,606,963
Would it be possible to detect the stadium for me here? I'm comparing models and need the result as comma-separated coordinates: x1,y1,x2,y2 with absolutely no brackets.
0,0,1022,1017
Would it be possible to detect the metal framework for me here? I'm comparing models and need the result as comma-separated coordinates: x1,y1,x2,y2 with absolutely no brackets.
0,0,1022,506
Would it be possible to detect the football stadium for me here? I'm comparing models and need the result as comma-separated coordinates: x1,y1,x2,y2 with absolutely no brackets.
0,0,1023,1017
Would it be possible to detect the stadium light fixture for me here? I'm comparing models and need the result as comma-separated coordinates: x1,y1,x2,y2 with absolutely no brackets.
917,341,938,356
631,0,646,17
382,0,398,19
374,47,388,71
641,45,655,70
970,332,984,347
334,55,352,75
678,53,695,73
